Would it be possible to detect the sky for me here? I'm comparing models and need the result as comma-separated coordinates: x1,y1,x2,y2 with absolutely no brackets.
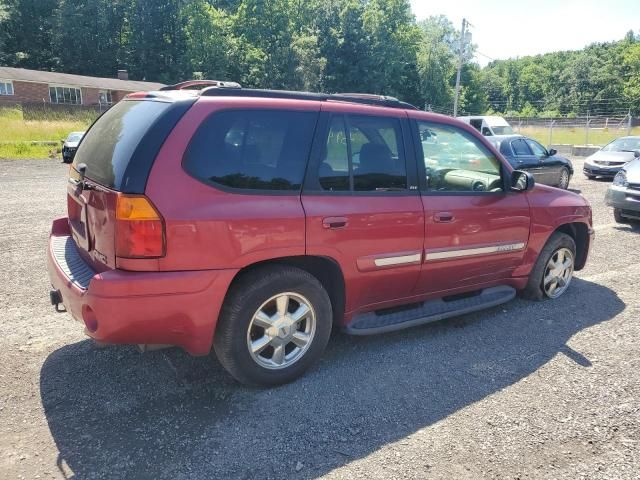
409,0,640,65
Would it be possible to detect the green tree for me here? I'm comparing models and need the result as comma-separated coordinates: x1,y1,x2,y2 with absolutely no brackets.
2,0,58,69
55,0,128,77
126,0,186,83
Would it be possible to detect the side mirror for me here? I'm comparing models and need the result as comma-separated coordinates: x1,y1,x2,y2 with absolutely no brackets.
511,170,535,192
548,148,557,156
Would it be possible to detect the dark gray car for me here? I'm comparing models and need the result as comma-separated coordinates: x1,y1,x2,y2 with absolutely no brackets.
606,157,640,223
487,134,573,189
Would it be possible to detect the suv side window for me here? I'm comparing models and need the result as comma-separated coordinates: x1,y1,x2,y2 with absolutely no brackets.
416,121,503,193
184,109,317,191
511,139,532,156
320,115,350,191
317,114,407,192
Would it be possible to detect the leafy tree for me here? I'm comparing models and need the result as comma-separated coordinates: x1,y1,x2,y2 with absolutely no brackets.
126,0,186,83
54,0,129,77
2,0,58,69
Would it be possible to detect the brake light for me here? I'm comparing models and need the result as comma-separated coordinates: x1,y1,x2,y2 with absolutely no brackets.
115,195,165,258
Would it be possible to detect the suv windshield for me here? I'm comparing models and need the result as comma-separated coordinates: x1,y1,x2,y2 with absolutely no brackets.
601,137,640,152
72,100,172,189
491,126,514,135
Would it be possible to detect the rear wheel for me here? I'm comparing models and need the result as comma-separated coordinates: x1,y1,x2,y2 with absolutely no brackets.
521,232,576,301
558,167,571,189
213,266,332,386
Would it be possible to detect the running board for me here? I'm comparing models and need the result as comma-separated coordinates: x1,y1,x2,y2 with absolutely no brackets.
344,286,516,335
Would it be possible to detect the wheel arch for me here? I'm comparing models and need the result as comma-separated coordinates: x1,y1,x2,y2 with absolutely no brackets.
225,255,346,325
554,222,590,270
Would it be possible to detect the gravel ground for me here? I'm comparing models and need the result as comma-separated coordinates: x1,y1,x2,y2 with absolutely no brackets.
0,158,639,480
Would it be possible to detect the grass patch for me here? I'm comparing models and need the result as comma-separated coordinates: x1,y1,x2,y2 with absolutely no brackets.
0,143,59,159
0,107,94,159
518,126,640,147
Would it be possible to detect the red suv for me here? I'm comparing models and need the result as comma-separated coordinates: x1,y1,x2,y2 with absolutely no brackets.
47,82,594,386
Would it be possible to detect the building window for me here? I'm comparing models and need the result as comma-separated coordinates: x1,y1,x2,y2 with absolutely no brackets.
49,85,82,105
98,90,113,105
0,80,14,96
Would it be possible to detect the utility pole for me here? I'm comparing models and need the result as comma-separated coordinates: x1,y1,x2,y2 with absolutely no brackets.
453,18,467,117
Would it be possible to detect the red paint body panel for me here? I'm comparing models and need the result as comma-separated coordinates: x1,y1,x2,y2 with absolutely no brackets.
145,98,319,271
47,220,237,355
419,194,531,293
302,194,425,314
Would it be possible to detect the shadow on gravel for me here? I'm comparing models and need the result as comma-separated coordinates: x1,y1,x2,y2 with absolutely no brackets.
41,278,624,480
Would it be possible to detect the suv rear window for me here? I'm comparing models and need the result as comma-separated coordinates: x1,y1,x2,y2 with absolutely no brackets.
184,109,318,191
73,100,174,189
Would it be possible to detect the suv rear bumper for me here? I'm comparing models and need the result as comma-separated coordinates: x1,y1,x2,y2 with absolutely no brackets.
46,217,237,355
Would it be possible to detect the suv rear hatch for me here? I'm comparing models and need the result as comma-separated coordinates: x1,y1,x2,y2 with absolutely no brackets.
67,94,195,270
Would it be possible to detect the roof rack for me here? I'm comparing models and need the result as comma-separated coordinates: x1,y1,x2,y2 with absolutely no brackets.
196,85,418,110
159,80,241,91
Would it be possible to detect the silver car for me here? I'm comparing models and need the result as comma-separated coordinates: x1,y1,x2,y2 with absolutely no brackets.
606,158,640,223
62,131,85,164
583,136,640,179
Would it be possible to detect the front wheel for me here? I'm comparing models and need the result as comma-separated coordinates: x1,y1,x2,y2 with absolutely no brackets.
613,208,628,224
214,266,332,386
558,167,571,189
521,232,576,300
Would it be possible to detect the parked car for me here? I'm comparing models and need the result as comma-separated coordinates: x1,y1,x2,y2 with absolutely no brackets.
606,157,640,223
46,82,594,386
457,115,514,136
583,136,640,179
487,134,574,189
61,131,85,164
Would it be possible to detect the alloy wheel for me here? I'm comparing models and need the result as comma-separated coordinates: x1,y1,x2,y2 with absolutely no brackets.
543,247,574,298
246,292,316,370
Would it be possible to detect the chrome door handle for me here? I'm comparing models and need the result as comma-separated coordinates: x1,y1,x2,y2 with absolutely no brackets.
434,212,454,223
322,217,348,229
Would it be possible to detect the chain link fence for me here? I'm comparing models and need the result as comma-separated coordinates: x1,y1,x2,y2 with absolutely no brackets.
506,115,639,148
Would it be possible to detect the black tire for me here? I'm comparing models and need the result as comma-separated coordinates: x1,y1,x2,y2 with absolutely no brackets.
213,265,332,386
613,208,628,224
558,167,571,189
520,232,576,301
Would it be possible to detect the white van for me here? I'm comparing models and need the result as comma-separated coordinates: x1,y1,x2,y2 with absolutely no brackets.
457,116,514,136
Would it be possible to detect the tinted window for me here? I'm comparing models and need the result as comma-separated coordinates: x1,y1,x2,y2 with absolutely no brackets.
317,114,407,192
511,139,532,156
417,121,503,193
74,100,172,189
527,139,547,156
184,110,317,191
498,141,513,156
319,116,350,191
352,115,406,191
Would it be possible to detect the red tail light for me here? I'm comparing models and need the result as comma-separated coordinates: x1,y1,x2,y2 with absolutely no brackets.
115,195,165,258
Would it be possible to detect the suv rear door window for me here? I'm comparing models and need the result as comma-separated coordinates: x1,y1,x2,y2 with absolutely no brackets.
317,114,407,192
184,109,318,191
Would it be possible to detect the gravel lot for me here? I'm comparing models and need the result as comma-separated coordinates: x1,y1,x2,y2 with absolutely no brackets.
0,158,639,480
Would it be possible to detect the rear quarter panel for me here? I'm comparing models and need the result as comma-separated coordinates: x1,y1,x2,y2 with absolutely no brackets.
144,97,321,271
